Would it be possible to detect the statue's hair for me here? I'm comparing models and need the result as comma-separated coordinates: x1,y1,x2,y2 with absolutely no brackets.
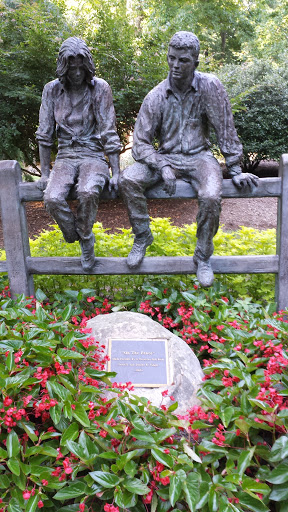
169,31,200,59
56,37,95,84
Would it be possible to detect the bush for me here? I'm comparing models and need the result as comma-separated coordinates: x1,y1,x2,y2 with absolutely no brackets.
217,59,288,170
0,280,287,511
0,218,276,304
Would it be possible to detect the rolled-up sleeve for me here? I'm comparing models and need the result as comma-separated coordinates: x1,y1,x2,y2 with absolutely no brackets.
132,91,171,171
204,76,243,169
95,79,121,155
35,82,55,147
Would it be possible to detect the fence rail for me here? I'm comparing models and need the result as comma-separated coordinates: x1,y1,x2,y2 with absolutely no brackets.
0,155,287,310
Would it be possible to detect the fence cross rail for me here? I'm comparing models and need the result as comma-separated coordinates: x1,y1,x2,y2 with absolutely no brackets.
0,154,287,310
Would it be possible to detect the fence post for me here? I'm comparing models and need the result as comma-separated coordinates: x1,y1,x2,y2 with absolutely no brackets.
276,154,288,311
0,161,34,298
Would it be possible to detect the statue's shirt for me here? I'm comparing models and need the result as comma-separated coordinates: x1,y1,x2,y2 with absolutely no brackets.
36,77,121,157
132,71,243,172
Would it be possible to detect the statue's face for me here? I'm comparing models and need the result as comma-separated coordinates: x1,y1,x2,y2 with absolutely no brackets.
67,55,85,87
167,47,197,82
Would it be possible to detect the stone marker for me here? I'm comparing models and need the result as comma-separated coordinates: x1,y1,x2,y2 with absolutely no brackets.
87,311,204,414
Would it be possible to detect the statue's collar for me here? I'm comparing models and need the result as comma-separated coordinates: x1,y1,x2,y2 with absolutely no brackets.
166,72,198,97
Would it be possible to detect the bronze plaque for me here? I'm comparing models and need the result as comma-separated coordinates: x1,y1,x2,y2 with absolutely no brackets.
108,338,169,387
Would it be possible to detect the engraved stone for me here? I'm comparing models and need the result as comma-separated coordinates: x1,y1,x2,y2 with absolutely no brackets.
87,311,204,414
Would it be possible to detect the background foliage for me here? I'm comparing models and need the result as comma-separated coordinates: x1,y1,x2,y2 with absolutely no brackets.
0,0,288,174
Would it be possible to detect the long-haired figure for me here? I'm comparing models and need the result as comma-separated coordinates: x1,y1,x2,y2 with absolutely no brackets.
36,37,121,270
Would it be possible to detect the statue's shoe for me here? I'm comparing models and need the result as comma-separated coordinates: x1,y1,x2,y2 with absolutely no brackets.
127,231,154,268
80,234,95,271
193,257,214,288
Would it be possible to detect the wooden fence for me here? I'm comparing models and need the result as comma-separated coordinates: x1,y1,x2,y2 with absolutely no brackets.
0,154,287,310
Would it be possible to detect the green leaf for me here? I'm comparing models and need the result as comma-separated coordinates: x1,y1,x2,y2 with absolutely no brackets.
239,492,269,511
183,443,202,463
117,450,144,470
238,448,255,476
130,429,155,443
124,460,137,477
36,288,48,302
54,481,87,500
57,348,84,361
47,380,72,401
269,436,288,462
123,477,150,495
242,477,270,495
62,331,76,348
8,497,23,512
182,473,199,512
0,446,7,459
219,406,234,428
266,463,288,484
152,428,176,443
89,471,122,488
66,440,87,462
151,447,173,468
50,403,62,425
270,482,288,502
169,473,182,506
26,494,39,512
6,368,31,390
21,422,38,442
72,403,90,427
61,422,79,445
6,351,15,371
200,388,223,405
78,431,99,457
114,488,138,509
7,430,20,458
7,457,20,476
62,303,73,321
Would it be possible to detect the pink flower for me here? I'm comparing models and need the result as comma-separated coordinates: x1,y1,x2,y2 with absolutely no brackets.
38,501,44,508
23,490,31,500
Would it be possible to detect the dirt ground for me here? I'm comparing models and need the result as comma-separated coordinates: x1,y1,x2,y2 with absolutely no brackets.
0,162,279,247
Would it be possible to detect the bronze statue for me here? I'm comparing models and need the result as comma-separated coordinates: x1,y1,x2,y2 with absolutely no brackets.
36,37,121,271
119,31,258,287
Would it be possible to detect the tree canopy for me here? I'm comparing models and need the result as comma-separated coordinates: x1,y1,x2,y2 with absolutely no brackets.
0,0,287,173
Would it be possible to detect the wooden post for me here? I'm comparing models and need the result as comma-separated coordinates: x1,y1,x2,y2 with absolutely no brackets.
276,154,288,311
0,161,34,297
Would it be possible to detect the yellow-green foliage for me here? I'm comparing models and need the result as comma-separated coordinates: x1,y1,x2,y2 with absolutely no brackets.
0,218,276,303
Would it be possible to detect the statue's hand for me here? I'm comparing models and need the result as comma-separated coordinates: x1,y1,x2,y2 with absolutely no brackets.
36,177,49,191
232,172,259,189
108,174,119,195
161,166,176,196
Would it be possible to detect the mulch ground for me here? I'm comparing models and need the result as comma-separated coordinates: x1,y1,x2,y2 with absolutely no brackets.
0,161,279,247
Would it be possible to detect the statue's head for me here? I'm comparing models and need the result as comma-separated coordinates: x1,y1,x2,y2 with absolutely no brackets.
168,31,200,63
56,37,95,85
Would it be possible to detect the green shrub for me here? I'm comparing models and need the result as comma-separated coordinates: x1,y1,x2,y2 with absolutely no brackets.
0,281,287,511
0,218,275,303
217,59,288,170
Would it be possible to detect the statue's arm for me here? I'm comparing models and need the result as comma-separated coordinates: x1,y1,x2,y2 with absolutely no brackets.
132,93,171,172
108,151,120,194
205,77,258,189
36,82,55,191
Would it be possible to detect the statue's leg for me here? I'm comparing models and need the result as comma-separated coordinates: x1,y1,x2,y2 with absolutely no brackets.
189,152,222,287
76,158,109,271
119,162,160,268
44,159,78,243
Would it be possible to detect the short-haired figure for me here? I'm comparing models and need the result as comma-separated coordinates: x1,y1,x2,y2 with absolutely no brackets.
119,31,258,287
36,37,121,271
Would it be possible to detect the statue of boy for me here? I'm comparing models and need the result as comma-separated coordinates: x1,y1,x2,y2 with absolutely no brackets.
119,31,258,287
36,37,121,271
